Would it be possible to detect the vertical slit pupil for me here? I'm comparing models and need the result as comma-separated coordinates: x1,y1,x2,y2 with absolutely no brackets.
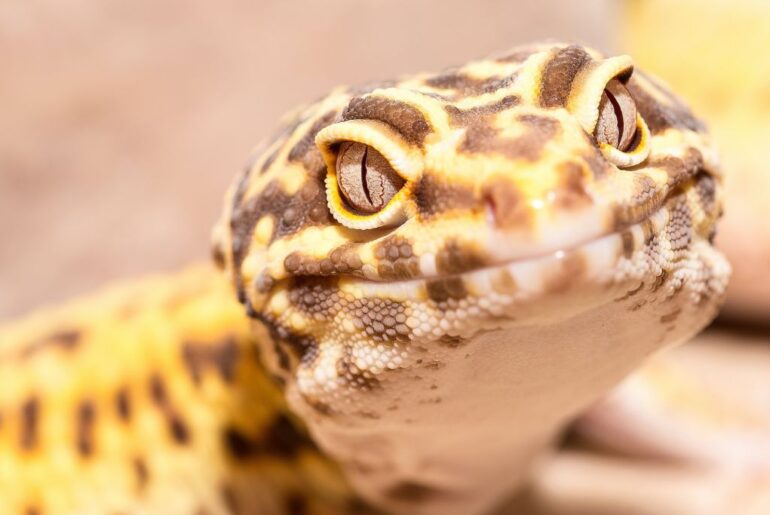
605,87,625,148
360,146,373,206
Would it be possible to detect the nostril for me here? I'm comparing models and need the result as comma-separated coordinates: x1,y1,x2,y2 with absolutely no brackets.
483,193,498,227
481,178,531,229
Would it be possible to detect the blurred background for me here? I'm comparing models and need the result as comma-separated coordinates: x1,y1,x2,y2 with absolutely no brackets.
0,0,616,319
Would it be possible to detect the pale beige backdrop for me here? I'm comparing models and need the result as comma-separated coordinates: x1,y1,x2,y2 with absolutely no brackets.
0,0,614,319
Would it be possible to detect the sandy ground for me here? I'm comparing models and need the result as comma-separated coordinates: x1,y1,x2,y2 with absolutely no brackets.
0,0,614,319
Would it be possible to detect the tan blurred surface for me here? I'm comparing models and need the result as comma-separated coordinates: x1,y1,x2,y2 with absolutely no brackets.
522,326,770,515
0,0,614,320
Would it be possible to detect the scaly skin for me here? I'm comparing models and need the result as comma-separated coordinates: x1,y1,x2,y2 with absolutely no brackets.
0,42,729,514
0,266,361,515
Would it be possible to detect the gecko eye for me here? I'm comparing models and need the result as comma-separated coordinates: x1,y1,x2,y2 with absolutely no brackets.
594,79,638,152
336,142,405,214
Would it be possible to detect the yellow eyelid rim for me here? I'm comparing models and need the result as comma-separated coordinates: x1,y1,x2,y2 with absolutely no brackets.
316,119,423,230
566,54,651,168
325,173,410,229
599,113,651,168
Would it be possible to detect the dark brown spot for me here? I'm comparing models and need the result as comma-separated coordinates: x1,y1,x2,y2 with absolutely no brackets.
223,414,306,461
223,427,258,460
435,241,486,275
182,337,239,385
168,416,190,444
24,506,40,515
386,481,443,502
76,400,96,457
20,397,39,451
115,387,132,422
20,329,82,359
133,457,149,490
539,45,593,108
263,413,306,458
148,374,191,445
342,96,431,147
374,237,420,280
286,494,308,515
414,174,476,218
621,230,635,259
149,374,166,405
426,278,467,304
660,309,682,324
211,242,226,270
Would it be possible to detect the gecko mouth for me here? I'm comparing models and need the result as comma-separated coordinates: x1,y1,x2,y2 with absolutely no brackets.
274,170,729,354
271,169,721,314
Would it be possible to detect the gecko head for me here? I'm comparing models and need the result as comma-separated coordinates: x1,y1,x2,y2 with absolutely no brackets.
212,41,728,511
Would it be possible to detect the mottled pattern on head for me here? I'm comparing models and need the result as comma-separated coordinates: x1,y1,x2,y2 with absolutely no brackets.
213,41,725,417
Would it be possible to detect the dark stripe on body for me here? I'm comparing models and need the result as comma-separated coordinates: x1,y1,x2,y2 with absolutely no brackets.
76,400,96,457
20,397,39,451
115,387,132,422
148,374,190,445
20,329,82,360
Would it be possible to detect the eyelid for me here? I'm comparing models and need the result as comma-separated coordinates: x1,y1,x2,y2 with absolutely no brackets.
567,55,635,134
316,119,423,182
563,55,652,167
598,112,651,167
325,172,411,230
317,120,417,230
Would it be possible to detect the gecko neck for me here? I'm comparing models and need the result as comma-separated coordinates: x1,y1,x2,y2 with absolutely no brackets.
278,285,712,515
